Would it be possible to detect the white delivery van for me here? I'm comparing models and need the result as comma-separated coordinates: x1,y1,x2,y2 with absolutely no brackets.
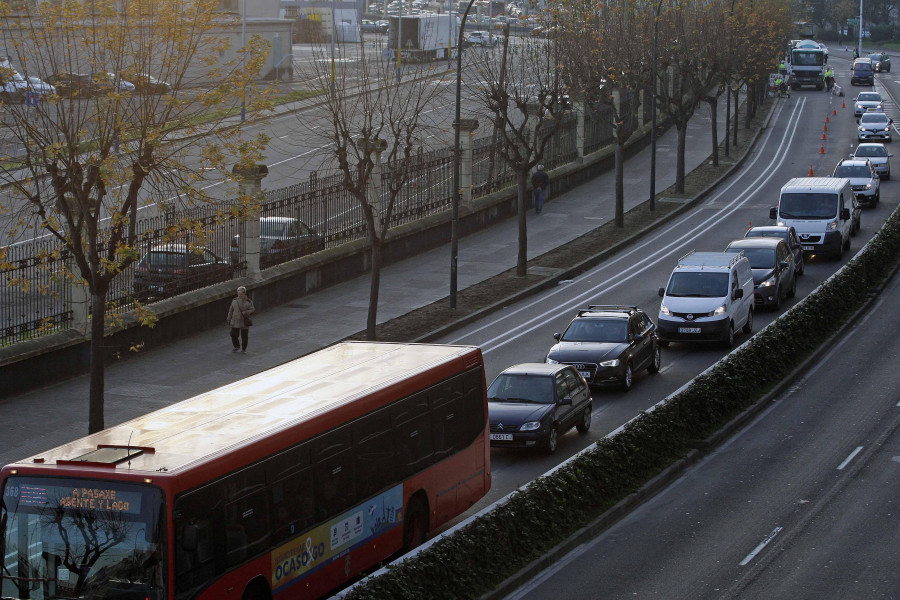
769,177,858,260
657,251,755,348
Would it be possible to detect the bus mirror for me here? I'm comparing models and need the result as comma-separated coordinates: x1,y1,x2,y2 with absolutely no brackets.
182,524,199,551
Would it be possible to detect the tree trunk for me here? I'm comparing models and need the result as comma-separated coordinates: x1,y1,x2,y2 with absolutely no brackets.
707,96,719,167
366,236,383,339
516,171,528,277
614,139,624,227
733,87,739,147
88,288,107,433
676,122,687,193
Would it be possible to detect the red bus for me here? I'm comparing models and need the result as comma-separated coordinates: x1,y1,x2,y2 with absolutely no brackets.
0,342,490,600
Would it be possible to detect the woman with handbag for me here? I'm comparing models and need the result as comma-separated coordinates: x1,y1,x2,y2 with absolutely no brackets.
226,286,255,353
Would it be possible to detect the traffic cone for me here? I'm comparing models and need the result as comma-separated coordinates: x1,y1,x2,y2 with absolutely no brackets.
833,108,837,115
820,144,825,154
822,132,827,140
824,123,828,132
809,165,815,176
826,115,830,123
842,100,846,109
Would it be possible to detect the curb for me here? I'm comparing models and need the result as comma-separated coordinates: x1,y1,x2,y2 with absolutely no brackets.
413,98,780,344
479,205,900,600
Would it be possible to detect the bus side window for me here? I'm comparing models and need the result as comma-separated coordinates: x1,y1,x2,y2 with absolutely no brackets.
431,380,466,461
270,469,315,544
392,392,434,477
463,369,486,442
355,408,396,499
174,486,224,597
312,425,356,521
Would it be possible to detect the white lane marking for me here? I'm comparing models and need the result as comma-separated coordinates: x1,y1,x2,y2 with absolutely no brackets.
447,98,807,353
739,526,783,566
837,446,864,470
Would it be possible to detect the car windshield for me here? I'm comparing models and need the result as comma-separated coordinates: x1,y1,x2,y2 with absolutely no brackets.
1,476,166,600
860,114,888,126
261,220,291,237
561,318,628,343
833,165,872,178
726,247,775,269
488,373,554,404
665,272,729,298
867,54,882,61
858,93,881,102
854,145,886,157
778,193,837,219
145,251,187,267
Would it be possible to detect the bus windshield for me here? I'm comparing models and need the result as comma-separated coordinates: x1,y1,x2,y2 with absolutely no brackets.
1,476,165,600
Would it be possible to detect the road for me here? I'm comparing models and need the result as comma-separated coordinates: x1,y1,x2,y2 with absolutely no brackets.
503,256,900,600
429,49,900,524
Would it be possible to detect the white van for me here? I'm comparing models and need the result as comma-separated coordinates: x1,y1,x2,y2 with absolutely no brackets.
769,177,859,260
657,251,755,348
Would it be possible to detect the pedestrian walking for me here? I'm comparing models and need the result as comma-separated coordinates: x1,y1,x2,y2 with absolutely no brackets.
227,286,255,353
532,164,549,214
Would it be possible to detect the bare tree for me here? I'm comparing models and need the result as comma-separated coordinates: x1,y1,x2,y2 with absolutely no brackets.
292,34,451,338
467,27,567,276
0,0,270,432
558,0,651,227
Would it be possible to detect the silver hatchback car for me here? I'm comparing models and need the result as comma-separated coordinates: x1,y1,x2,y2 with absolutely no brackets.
851,142,892,179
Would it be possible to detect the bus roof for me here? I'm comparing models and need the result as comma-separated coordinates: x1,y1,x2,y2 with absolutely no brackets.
7,342,482,476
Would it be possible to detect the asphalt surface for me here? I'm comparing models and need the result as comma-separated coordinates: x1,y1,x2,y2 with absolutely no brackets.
0,88,735,466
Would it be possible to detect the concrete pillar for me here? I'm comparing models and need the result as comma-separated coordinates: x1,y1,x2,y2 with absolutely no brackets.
455,119,478,203
67,260,89,333
573,98,585,162
232,164,268,276
362,137,388,235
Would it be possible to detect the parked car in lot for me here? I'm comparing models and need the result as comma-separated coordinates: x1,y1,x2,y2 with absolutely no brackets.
857,112,892,142
361,20,380,33
230,217,325,267
832,157,880,206
487,363,592,454
46,72,102,97
464,31,499,47
545,305,661,392
867,51,891,72
0,73,55,100
744,225,804,276
853,91,884,117
850,142,892,179
130,73,172,94
724,237,796,310
95,72,136,93
133,244,234,300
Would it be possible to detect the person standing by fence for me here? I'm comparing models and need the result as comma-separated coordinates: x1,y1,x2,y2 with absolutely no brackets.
227,286,255,353
532,165,549,214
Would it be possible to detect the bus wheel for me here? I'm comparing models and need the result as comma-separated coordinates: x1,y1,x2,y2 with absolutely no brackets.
242,579,271,600
403,494,429,551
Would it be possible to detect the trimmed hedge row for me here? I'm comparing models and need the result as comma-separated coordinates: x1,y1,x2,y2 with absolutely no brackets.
343,206,900,600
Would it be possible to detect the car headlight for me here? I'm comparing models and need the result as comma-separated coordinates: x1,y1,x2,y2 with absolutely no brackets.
660,303,672,316
599,358,620,367
856,103,863,110
864,183,872,190
713,303,727,316
827,219,839,231
545,357,559,364
759,276,776,287
884,127,891,132
520,421,542,431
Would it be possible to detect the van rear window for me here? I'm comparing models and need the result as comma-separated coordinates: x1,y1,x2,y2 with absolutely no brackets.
779,193,837,219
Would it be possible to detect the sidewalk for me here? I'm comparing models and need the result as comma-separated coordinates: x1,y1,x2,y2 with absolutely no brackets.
0,98,739,465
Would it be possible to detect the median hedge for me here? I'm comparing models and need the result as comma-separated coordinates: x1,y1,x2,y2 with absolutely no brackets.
343,206,900,600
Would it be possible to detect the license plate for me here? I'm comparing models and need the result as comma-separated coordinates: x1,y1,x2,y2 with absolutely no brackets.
490,433,513,441
579,371,591,378
678,327,701,334
802,245,815,251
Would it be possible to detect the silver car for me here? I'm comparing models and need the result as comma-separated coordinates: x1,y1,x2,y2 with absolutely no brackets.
858,112,893,142
854,91,884,117
230,216,325,267
851,142,892,179
833,158,880,207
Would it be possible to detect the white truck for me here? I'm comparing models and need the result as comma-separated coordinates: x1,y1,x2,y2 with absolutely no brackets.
388,14,459,62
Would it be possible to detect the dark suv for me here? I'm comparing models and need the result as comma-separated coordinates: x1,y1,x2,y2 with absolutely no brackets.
545,305,661,391
133,244,234,300
724,238,796,310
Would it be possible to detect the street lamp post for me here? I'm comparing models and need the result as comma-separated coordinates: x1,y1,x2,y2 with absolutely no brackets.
649,0,663,211
241,0,246,121
450,0,476,309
